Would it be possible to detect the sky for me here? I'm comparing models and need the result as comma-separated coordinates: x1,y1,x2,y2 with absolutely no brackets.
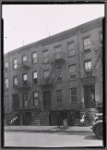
2,4,104,54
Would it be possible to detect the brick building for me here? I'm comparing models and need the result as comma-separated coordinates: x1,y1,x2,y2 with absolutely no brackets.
4,17,103,125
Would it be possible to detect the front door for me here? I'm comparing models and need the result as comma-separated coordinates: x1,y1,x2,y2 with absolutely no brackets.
12,94,19,111
43,91,51,110
84,85,95,108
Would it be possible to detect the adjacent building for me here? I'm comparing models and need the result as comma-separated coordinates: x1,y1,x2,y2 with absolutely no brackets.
4,17,103,125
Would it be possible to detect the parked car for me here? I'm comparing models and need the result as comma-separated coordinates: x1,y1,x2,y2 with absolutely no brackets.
91,113,103,139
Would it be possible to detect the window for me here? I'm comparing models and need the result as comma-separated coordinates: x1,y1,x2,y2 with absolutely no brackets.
33,71,37,83
56,67,62,81
55,46,62,59
13,58,18,69
5,61,9,71
5,78,9,89
56,90,63,105
33,91,39,107
67,42,75,57
22,74,27,85
22,55,27,64
68,65,76,79
70,88,77,103
13,76,18,87
84,60,92,72
32,52,37,64
83,37,91,51
23,93,28,108
43,50,49,63
43,70,49,78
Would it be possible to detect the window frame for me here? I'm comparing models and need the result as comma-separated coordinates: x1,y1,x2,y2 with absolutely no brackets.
23,92,28,108
84,60,92,72
22,74,28,85
22,55,27,64
56,67,63,81
13,76,18,87
33,91,39,107
70,88,77,103
67,42,75,57
5,78,9,89
43,50,49,64
13,58,18,70
68,64,76,79
32,52,37,64
56,89,63,105
83,37,91,51
32,71,37,83
5,61,9,71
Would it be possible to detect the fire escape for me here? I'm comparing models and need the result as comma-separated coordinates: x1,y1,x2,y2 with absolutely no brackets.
42,51,65,87
82,39,102,80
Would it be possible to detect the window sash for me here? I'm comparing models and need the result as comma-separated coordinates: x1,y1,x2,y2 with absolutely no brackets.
5,62,8,69
85,61,91,71
13,77,18,85
34,99,38,106
22,55,27,62
5,79,9,88
33,72,37,79
84,38,90,50
43,70,49,78
69,65,76,73
43,57,49,63
32,52,37,64
70,88,77,102
23,74,27,81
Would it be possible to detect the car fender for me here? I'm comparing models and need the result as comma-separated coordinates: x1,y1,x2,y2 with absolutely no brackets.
93,120,103,132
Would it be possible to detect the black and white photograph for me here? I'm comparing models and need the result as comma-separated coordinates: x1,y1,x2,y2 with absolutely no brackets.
2,3,105,148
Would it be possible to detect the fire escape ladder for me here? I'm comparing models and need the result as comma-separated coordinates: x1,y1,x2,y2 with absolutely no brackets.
47,62,56,82
91,49,102,75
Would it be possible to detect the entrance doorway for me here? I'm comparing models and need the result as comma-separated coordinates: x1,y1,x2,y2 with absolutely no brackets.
84,85,95,108
12,94,19,111
43,91,51,110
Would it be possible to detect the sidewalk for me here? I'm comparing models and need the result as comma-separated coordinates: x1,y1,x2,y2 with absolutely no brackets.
5,126,92,134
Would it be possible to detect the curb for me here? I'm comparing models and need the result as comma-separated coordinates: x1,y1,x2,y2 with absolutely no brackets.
5,129,92,134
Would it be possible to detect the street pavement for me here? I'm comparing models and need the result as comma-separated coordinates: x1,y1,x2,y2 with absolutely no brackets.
4,131,103,147
4,126,103,147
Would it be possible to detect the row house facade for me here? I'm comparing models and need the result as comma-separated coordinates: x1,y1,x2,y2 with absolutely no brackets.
4,17,103,125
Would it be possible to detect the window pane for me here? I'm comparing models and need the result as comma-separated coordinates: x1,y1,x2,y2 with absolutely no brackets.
33,52,37,58
23,74,27,80
22,55,27,62
85,61,91,71
43,70,49,78
34,92,38,98
14,77,18,85
5,62,8,69
34,100,38,106
43,57,49,63
33,72,37,79
69,65,76,73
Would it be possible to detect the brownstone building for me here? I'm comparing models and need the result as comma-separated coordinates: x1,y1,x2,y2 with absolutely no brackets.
4,17,103,125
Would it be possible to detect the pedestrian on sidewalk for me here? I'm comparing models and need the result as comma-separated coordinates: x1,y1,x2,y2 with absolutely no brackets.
56,112,61,128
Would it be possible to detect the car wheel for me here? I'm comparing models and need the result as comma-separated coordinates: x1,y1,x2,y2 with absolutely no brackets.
94,123,103,139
